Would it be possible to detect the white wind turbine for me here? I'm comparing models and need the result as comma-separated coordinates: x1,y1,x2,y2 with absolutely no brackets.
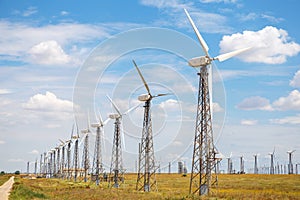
106,95,139,188
184,8,251,196
91,112,110,185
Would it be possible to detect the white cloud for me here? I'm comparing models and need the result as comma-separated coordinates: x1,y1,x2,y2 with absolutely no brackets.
13,7,38,17
219,26,300,64
23,7,38,17
239,13,283,23
8,158,24,162
0,140,5,144
270,114,300,125
140,0,232,33
212,102,224,112
139,0,190,10
29,149,39,154
0,89,13,95
23,91,74,112
240,119,257,126
60,11,69,16
171,140,183,146
236,96,273,111
273,90,300,111
200,0,237,3
290,70,300,87
159,99,180,110
237,90,300,112
0,20,109,64
28,40,71,65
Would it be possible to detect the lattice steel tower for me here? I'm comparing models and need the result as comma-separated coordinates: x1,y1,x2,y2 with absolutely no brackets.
107,96,128,188
73,137,79,181
189,67,217,195
132,60,169,192
91,116,109,185
81,129,90,182
184,8,250,195
109,117,123,188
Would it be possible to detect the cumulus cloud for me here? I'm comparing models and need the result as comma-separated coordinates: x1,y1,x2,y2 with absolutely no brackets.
236,96,273,111
0,89,12,95
140,0,232,33
28,40,71,65
212,102,224,112
60,11,69,16
270,114,300,125
219,26,300,64
13,6,38,17
200,0,237,3
290,70,300,87
159,99,180,110
29,149,39,154
0,20,110,65
237,90,300,112
273,90,300,111
23,91,74,112
139,0,190,10
240,119,257,126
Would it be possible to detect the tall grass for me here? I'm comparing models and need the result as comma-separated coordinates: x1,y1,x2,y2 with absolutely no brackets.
8,174,300,200
0,174,11,186
9,177,47,200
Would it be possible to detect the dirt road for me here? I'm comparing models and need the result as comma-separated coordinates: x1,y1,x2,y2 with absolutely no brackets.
0,176,14,200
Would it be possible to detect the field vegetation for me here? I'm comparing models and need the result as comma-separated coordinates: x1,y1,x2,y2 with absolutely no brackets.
0,173,12,186
9,174,300,200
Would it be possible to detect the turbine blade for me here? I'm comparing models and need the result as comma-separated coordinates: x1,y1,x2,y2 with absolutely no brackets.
123,103,141,115
97,110,104,125
208,65,213,120
106,95,122,116
184,8,209,56
71,123,75,138
121,123,126,151
78,133,88,147
152,93,172,98
101,128,106,153
103,118,110,125
215,47,251,62
87,110,91,131
132,60,151,95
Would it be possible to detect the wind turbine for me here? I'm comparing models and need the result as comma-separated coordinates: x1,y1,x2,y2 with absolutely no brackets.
72,123,80,182
91,113,110,185
58,139,66,178
227,152,233,174
133,60,170,192
287,150,296,174
253,154,259,174
269,148,275,174
107,95,139,188
80,115,91,182
184,8,250,196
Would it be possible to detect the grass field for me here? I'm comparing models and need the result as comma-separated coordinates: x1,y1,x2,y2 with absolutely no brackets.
0,174,11,186
9,174,300,200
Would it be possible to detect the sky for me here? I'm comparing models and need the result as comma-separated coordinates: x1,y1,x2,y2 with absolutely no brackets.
0,0,300,174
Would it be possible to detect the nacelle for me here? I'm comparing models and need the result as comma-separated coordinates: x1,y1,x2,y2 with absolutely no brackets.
109,113,120,119
91,123,100,128
138,94,151,101
188,56,211,67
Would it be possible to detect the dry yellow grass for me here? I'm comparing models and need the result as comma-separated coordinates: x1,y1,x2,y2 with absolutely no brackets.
9,173,300,200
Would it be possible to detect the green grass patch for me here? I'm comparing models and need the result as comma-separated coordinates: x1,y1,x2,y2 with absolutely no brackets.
9,177,47,200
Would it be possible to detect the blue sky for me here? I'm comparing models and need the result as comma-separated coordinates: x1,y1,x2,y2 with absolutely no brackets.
0,0,300,174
